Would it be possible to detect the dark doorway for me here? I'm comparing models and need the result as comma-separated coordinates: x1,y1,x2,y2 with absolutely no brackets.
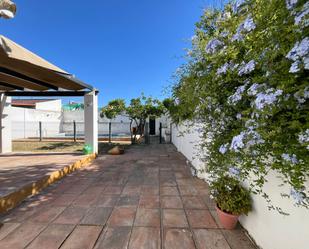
149,118,156,135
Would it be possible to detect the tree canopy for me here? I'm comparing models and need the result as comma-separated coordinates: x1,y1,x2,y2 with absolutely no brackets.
101,94,165,143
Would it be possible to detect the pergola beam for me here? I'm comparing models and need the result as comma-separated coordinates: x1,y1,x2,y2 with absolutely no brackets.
4,90,97,97
0,67,59,90
0,82,24,90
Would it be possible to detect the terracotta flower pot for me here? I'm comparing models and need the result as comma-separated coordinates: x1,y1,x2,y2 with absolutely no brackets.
216,205,239,230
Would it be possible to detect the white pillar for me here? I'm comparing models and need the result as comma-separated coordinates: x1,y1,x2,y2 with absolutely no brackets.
84,91,98,154
0,94,12,153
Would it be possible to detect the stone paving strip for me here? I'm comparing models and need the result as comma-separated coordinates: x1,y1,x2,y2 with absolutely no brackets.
0,153,96,213
0,144,257,249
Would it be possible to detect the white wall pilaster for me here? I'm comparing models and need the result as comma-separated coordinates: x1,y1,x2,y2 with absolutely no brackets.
0,94,12,153
84,91,98,154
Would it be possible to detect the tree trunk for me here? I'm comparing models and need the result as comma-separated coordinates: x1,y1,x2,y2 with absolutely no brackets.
129,119,133,144
132,119,139,144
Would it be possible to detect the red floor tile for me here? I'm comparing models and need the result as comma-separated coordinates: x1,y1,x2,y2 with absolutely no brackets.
186,210,217,228
161,196,183,209
129,227,160,249
162,209,188,228
60,225,102,249
134,208,160,227
139,196,160,208
164,229,196,249
94,227,131,249
108,207,136,226
26,224,74,249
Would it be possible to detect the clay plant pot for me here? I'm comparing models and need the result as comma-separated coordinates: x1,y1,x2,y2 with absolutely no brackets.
108,146,124,155
216,205,239,230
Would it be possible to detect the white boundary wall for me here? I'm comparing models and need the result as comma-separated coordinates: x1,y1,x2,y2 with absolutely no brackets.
11,108,134,139
11,107,62,139
171,122,309,249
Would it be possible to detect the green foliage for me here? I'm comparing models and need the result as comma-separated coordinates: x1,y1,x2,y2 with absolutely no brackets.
101,99,126,119
126,94,165,123
168,0,309,210
100,94,165,143
211,176,252,215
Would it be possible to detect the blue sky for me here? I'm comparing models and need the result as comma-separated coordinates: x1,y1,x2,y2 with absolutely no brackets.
2,0,223,106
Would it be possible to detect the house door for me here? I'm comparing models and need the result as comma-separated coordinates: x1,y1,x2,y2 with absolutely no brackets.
149,118,156,135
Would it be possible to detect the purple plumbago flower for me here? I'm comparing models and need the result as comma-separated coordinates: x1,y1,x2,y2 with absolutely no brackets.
231,32,243,42
298,129,309,144
246,130,265,147
228,85,246,104
232,15,256,43
289,60,301,73
247,83,262,96
220,31,229,38
230,132,246,151
286,0,298,10
254,88,283,110
217,62,229,75
238,60,256,76
219,143,229,154
232,0,246,13
290,188,304,205
297,37,309,57
304,87,309,98
295,2,309,26
281,153,298,164
229,167,240,176
243,16,256,32
205,39,223,54
286,37,309,61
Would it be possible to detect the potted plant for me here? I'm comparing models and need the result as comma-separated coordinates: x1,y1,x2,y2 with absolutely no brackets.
210,175,252,229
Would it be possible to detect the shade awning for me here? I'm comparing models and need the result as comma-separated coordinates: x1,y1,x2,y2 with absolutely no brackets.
0,35,94,95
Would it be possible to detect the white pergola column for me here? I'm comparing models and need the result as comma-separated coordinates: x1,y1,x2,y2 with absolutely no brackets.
84,91,98,154
0,94,12,153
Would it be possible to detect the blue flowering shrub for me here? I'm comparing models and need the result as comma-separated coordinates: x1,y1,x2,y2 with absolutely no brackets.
168,0,309,212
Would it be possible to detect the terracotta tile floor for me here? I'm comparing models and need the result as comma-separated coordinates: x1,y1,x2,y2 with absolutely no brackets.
0,144,257,249
0,153,86,197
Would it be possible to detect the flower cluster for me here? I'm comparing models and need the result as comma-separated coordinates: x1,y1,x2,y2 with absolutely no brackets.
253,88,283,110
238,60,256,75
290,188,304,205
286,37,309,72
217,62,230,75
294,2,309,27
169,0,309,209
232,0,247,13
228,85,247,104
282,153,298,164
205,38,224,54
286,0,298,10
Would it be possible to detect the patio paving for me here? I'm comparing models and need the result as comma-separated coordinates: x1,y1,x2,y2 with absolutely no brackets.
0,144,257,249
0,153,86,198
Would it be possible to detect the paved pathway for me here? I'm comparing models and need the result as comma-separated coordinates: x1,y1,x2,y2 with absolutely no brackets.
0,153,85,197
0,144,257,249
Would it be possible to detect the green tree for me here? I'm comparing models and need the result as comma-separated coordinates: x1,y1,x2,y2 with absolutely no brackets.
100,99,126,120
101,94,165,143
